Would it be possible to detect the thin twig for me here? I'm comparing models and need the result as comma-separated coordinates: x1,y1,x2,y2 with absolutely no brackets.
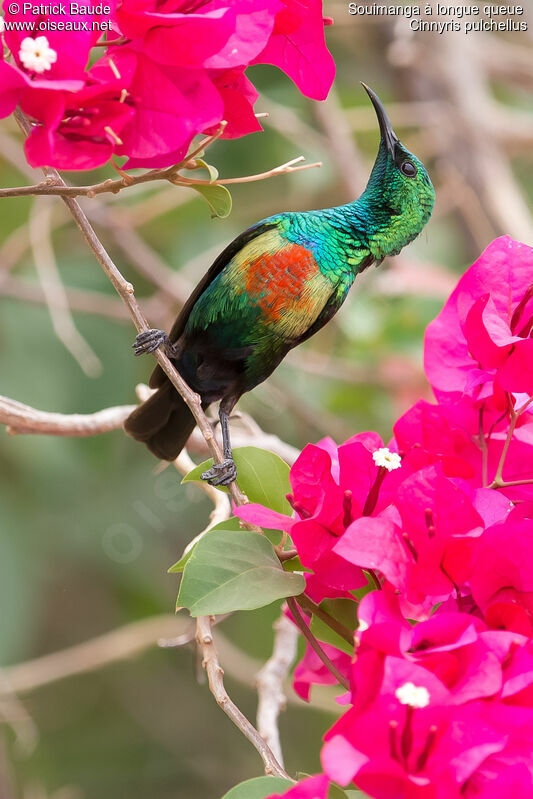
256,613,299,767
0,673,39,754
296,594,354,646
489,396,517,488
0,157,321,200
478,408,488,489
196,615,291,779
0,274,129,321
1,616,193,694
29,199,102,377
108,224,191,304
286,597,349,691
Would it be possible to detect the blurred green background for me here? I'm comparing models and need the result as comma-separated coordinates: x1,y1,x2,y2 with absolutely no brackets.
1,4,532,797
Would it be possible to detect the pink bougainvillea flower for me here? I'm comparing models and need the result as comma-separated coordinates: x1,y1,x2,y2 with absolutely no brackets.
464,762,533,798
425,236,533,409
207,68,262,138
24,89,135,170
322,658,507,799
0,56,85,122
266,773,330,799
462,703,533,797
394,398,533,503
117,0,282,69
201,0,283,69
470,520,533,625
354,591,503,707
393,399,477,479
116,2,234,65
253,0,336,100
292,635,352,702
0,60,30,119
236,434,410,598
334,466,500,616
103,47,223,168
1,0,334,169
20,54,135,170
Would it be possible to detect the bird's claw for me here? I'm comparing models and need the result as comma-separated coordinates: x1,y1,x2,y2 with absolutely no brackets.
201,458,237,487
132,329,167,356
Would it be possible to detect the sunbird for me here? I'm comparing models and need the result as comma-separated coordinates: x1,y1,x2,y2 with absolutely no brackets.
125,84,435,486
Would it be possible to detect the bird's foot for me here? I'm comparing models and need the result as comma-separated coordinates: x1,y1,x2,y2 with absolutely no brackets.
201,458,237,487
133,329,175,357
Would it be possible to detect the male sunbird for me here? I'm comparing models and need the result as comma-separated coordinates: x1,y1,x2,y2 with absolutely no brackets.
125,84,435,486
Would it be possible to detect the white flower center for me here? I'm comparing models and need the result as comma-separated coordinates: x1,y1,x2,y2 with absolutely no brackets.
372,447,402,471
19,36,57,74
395,682,430,708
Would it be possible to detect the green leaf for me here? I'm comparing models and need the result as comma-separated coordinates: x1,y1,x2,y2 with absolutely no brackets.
177,528,305,616
168,516,242,573
282,555,310,572
310,598,358,655
183,447,292,514
328,786,370,799
220,776,293,799
194,158,219,182
329,786,351,799
353,574,375,601
192,183,232,218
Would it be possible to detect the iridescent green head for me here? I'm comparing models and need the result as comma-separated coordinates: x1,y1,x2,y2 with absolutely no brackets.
360,83,435,259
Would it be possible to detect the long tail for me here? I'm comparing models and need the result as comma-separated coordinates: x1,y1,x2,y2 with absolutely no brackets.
124,382,202,461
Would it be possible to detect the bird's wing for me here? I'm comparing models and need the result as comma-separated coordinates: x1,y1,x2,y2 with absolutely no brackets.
213,231,352,344
149,220,277,388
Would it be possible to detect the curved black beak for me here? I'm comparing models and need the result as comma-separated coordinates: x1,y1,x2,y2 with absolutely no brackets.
361,82,399,156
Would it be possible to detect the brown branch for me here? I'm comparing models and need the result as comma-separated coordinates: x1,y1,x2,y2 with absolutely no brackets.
0,613,339,716
2,616,193,694
0,389,300,466
0,156,321,200
131,422,291,778
0,394,134,437
296,594,354,646
286,597,349,691
196,615,291,779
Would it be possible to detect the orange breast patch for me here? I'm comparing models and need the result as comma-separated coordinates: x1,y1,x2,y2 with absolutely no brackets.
242,243,319,323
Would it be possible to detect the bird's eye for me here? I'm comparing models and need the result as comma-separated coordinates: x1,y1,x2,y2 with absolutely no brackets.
400,160,417,178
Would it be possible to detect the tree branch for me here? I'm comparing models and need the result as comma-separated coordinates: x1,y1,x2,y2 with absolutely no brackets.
0,156,321,200
1,616,194,694
29,199,102,377
0,394,135,437
196,615,291,780
256,612,298,767
0,390,300,466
